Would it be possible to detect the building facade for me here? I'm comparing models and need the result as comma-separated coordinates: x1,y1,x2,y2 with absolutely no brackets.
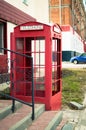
0,0,36,72
0,0,86,63
0,0,49,53
61,25,84,61
0,0,50,73
49,0,86,40
4,0,49,23
0,0,36,53
49,0,86,60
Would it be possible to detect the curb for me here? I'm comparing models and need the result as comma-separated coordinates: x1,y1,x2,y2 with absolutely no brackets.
45,111,63,130
61,123,75,130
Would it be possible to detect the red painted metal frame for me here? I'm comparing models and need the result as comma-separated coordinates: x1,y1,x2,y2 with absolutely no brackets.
11,21,62,110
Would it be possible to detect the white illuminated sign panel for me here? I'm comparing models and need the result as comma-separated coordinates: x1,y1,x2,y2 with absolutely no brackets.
20,25,43,31
53,26,61,33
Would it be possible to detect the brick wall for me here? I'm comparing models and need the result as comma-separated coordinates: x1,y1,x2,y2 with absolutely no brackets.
49,0,72,25
0,55,8,74
49,0,86,40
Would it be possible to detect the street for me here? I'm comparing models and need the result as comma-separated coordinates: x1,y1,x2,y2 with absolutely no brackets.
62,62,86,69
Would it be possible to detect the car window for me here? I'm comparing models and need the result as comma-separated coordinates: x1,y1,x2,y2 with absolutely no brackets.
80,53,86,57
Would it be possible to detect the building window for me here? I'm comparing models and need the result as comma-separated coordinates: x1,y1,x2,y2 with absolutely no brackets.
23,0,28,5
0,22,7,54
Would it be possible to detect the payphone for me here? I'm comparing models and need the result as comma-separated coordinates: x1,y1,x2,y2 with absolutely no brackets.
11,21,62,110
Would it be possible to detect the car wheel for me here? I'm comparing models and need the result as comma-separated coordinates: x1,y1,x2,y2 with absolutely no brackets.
73,60,78,64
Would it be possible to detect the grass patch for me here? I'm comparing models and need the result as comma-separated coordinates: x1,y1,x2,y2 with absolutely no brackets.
62,68,86,107
0,83,10,99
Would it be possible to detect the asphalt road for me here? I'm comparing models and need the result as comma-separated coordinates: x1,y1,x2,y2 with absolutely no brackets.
62,62,86,69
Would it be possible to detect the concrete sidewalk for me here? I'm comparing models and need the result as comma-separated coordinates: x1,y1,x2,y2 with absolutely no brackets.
62,108,86,130
74,109,86,130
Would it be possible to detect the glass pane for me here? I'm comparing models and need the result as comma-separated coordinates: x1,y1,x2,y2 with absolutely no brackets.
36,53,39,65
31,40,34,52
25,38,31,52
39,68,45,78
52,39,57,51
52,81,60,96
31,37,45,97
52,39,57,65
52,39,60,95
52,52,57,62
15,68,24,81
16,38,24,52
36,41,39,52
16,82,25,95
52,68,57,80
16,55,24,67
40,53,45,65
0,23,4,53
40,40,45,51
26,82,32,96
35,68,45,79
36,82,44,89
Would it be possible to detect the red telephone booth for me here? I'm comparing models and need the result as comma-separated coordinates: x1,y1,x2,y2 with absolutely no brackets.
11,21,62,110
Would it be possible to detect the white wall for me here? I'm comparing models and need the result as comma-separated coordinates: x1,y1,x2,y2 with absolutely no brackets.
62,32,72,50
4,0,49,23
72,32,84,53
7,22,16,72
62,30,84,53
7,22,16,50
4,0,31,15
32,0,49,23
